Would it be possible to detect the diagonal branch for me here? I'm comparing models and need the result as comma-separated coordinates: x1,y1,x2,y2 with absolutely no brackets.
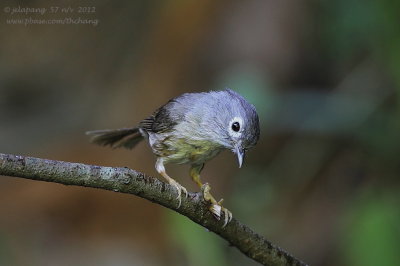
0,153,307,266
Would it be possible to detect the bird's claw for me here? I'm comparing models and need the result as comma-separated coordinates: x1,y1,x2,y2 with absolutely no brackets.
209,203,233,227
169,180,188,208
201,183,233,227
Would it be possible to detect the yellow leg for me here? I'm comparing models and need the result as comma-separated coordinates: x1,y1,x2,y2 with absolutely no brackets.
190,164,204,188
190,164,232,227
156,158,187,208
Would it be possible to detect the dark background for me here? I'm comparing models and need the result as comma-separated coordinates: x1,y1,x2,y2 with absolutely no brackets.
1,1,399,265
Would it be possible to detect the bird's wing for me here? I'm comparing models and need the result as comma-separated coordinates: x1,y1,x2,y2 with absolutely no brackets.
139,99,179,133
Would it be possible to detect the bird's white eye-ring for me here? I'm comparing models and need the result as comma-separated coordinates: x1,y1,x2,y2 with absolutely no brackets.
229,117,243,137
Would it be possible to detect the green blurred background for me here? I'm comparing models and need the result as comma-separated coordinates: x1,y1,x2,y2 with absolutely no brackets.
1,1,399,265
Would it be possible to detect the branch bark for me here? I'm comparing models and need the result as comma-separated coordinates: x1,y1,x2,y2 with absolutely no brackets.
0,153,307,266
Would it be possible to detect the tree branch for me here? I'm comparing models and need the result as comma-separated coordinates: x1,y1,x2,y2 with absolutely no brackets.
0,153,307,266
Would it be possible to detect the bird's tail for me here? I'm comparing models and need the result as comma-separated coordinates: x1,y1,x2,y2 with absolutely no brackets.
86,127,143,149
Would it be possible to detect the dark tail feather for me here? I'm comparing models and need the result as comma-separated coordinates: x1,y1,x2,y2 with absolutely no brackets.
86,127,143,149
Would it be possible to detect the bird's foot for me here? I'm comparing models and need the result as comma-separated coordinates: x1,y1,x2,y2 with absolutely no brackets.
201,183,232,227
168,179,188,208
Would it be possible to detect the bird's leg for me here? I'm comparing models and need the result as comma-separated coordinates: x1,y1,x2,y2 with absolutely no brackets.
190,164,232,227
190,164,205,188
156,158,187,208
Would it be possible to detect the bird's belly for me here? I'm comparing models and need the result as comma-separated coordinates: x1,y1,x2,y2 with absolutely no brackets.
153,136,222,165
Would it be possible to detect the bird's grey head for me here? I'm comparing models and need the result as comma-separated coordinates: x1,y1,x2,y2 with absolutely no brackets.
213,89,260,168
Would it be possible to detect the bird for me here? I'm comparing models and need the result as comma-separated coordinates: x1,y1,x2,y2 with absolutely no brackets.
86,89,260,226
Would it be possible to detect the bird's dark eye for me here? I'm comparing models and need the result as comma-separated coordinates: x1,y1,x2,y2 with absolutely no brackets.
231,121,240,132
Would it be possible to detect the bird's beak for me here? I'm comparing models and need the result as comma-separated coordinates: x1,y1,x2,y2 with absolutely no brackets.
235,145,245,168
